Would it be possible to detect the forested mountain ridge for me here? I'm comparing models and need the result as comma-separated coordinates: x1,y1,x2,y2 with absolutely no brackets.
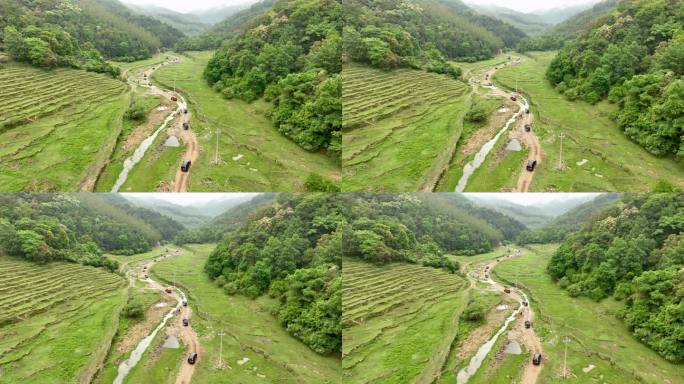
0,0,183,75
516,0,619,52
204,0,342,161
517,193,622,243
546,0,684,161
0,194,183,271
343,0,525,75
547,193,684,361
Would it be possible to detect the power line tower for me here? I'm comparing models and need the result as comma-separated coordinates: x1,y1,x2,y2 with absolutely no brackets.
557,133,566,170
213,129,221,165
217,330,226,369
563,336,570,378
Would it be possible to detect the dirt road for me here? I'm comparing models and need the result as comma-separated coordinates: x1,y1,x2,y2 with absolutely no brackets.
121,250,201,384
464,57,543,192
461,250,543,384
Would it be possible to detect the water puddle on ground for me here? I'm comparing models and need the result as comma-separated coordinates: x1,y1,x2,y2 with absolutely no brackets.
162,335,180,349
504,340,522,354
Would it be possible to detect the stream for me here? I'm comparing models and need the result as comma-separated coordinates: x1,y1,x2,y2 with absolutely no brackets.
113,283,187,384
456,260,531,384
110,65,186,192
454,66,529,192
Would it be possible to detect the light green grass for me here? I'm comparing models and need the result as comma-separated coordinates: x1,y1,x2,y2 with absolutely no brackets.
152,51,340,191
0,63,128,191
150,244,341,383
342,258,469,384
0,256,127,383
491,51,684,191
342,64,471,191
493,244,683,383
94,94,164,191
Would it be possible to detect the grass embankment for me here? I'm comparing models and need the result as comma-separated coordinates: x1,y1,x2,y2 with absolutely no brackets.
492,51,684,191
342,64,471,191
0,63,128,191
94,93,165,191
342,259,469,384
151,244,341,383
0,256,126,383
493,244,683,383
95,248,169,384
151,51,340,191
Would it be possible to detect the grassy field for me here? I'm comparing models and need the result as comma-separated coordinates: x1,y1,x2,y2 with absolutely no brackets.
342,259,469,384
342,64,471,191
490,51,684,191
151,51,340,191
0,256,126,383
0,63,128,191
493,244,684,384
151,244,341,383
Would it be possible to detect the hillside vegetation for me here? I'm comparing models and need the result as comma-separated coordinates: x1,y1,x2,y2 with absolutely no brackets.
548,193,684,361
0,193,183,270
547,0,684,161
0,0,183,75
0,256,125,383
0,63,129,193
342,65,470,191
204,193,342,354
342,258,469,383
204,0,342,160
343,0,524,73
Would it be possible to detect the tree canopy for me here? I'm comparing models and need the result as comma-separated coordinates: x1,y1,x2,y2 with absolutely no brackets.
547,193,684,362
546,0,684,161
203,0,342,161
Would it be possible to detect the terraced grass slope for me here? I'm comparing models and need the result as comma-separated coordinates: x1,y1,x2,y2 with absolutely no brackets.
342,259,469,384
342,64,471,191
491,51,684,191
152,51,340,191
151,244,341,383
493,245,683,384
0,63,129,191
0,256,126,383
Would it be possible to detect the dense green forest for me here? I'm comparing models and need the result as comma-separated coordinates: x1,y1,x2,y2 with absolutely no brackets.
0,194,183,271
546,0,684,161
203,0,341,161
515,0,619,52
547,193,684,361
341,193,522,269
204,193,341,354
343,0,524,75
0,0,183,75
517,193,621,244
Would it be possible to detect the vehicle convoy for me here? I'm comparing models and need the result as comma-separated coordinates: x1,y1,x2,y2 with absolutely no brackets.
525,320,532,329
181,160,191,172
183,318,189,326
182,300,188,307
165,288,172,293
525,124,532,132
183,122,189,130
171,96,178,102
510,96,517,102
504,288,511,293
526,160,537,172
183,108,188,114
522,301,528,307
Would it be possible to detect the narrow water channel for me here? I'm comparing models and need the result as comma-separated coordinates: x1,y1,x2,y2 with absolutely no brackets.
455,69,529,192
113,285,187,384
110,67,186,192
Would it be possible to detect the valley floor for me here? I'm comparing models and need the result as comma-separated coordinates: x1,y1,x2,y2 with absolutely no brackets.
151,51,340,191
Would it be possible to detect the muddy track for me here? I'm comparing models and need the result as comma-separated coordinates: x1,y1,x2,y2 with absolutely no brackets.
459,58,543,192
118,250,200,384
459,250,543,384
